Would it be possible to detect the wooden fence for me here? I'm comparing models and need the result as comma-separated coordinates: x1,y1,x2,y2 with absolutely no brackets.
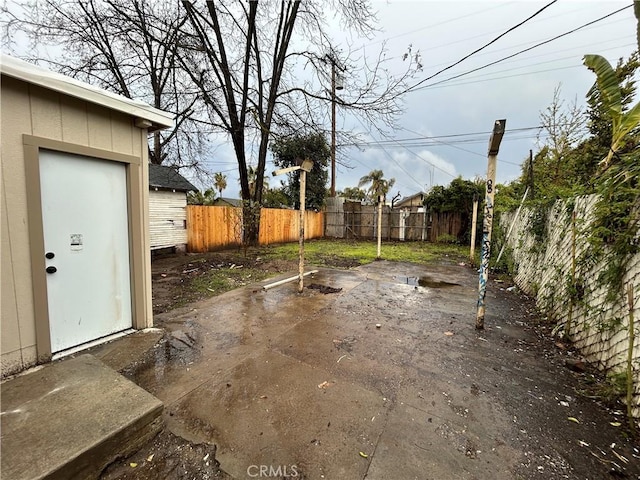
325,198,467,242
427,211,467,242
186,205,325,252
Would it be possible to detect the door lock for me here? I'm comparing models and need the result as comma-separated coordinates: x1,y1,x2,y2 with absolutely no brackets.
46,266,57,274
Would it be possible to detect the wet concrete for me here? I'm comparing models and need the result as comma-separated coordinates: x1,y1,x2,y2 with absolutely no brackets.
113,262,639,479
1,355,163,480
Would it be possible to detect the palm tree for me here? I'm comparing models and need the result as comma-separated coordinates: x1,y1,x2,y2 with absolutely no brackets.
213,172,227,198
246,165,269,198
187,188,216,205
358,169,396,203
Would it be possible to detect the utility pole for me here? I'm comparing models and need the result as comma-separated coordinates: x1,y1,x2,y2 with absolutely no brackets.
476,119,506,330
330,59,344,197
528,149,534,198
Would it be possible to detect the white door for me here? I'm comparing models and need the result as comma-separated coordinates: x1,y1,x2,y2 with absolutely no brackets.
399,210,406,241
39,150,132,353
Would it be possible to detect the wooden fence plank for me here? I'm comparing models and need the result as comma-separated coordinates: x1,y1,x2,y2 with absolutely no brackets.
187,205,324,252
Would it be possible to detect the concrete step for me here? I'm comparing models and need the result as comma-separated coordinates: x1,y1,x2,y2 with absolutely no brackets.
1,354,163,480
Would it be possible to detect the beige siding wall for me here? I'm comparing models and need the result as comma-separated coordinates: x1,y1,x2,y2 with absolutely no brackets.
1,76,150,376
149,189,188,249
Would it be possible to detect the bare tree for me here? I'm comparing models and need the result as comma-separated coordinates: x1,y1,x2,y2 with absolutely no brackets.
537,84,586,180
178,0,420,243
3,0,422,244
2,0,209,178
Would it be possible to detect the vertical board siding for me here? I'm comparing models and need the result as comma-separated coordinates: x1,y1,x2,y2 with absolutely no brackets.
149,190,189,249
1,75,150,377
187,206,324,252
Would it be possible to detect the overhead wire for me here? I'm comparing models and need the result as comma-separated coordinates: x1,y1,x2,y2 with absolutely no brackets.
406,5,633,93
405,0,559,93
362,2,514,48
353,117,429,190
396,126,529,167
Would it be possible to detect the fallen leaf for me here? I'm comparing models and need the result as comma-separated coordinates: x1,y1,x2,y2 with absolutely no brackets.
568,417,580,424
318,381,331,389
444,331,454,336
146,454,154,462
260,395,268,399
359,451,368,458
130,463,138,468
610,421,622,427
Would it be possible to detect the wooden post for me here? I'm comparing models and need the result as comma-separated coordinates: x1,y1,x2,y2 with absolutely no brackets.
298,169,307,293
377,194,383,259
476,119,506,330
470,194,478,262
528,149,534,198
495,186,529,266
626,283,636,434
565,210,577,336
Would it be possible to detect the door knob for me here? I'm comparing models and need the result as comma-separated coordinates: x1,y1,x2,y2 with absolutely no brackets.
46,266,57,274
45,252,55,259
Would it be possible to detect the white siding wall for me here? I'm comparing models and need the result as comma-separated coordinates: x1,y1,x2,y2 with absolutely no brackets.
500,195,640,421
149,189,188,249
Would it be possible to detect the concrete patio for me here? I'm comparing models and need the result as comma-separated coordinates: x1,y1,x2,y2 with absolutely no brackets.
3,261,638,479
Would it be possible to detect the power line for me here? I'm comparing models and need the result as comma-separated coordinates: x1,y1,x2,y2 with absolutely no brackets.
405,0,559,93
353,117,429,190
407,5,633,93
422,40,635,82
344,125,547,147
361,2,515,48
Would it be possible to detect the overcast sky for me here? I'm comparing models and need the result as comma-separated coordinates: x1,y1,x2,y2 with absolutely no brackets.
207,0,638,200
4,1,637,200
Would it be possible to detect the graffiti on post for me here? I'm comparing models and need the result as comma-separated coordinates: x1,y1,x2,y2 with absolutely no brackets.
476,184,494,326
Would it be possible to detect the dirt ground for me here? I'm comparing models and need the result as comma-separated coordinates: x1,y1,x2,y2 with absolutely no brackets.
100,249,639,480
150,249,360,315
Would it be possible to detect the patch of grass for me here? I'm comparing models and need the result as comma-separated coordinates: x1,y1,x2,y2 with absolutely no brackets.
258,239,469,268
189,267,271,295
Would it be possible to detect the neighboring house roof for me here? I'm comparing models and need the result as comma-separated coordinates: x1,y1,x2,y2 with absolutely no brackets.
0,54,173,132
213,197,243,207
148,164,197,192
395,192,425,208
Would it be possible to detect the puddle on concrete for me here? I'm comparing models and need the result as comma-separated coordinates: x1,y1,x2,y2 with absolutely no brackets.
123,322,202,389
396,275,460,288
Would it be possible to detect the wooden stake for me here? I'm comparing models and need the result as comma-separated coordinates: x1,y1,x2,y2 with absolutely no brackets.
626,283,636,434
470,195,478,262
298,169,307,293
377,195,383,259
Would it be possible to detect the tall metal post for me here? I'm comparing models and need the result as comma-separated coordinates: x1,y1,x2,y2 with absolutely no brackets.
476,119,506,330
330,61,337,197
